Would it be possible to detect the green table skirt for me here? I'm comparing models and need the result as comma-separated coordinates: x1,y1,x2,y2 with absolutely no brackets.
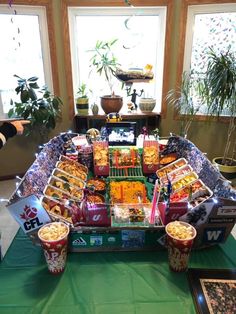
0,229,235,314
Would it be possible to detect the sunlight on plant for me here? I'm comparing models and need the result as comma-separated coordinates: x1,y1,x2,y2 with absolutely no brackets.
8,75,63,140
166,71,203,137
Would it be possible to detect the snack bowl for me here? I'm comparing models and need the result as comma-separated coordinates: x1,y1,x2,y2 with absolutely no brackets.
159,153,178,166
87,177,106,194
87,192,106,204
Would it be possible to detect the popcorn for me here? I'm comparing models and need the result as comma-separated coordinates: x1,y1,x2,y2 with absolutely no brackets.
38,222,69,241
38,222,70,274
166,221,194,240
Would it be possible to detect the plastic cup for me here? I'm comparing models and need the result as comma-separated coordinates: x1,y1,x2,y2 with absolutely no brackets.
38,222,70,275
165,221,197,272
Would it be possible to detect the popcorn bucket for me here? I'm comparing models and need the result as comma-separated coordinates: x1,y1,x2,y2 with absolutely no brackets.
38,222,70,275
165,221,196,272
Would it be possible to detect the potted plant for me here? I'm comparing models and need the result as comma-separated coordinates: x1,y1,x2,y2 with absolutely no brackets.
166,71,202,138
197,47,236,178
76,82,89,116
89,39,123,114
8,75,63,140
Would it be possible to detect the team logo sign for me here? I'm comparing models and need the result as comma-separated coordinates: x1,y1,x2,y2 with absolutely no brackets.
7,195,51,233
20,205,38,220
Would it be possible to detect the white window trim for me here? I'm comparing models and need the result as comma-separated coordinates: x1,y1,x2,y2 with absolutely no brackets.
68,6,167,110
0,4,53,117
183,3,236,72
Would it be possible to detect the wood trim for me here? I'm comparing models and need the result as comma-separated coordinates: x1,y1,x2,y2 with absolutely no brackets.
62,0,172,119
63,0,172,6
184,0,236,4
174,0,236,121
0,0,50,4
61,0,74,120
174,0,189,120
160,0,173,119
0,0,60,96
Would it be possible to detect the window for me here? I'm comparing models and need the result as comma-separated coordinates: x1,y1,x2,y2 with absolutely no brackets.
0,4,54,119
182,3,236,116
67,6,167,113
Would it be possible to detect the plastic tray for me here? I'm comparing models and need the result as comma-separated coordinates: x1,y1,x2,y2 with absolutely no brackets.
156,158,188,179
171,171,199,192
59,155,88,174
55,160,87,181
170,179,213,209
44,184,82,203
52,168,86,189
47,176,84,200
159,164,193,185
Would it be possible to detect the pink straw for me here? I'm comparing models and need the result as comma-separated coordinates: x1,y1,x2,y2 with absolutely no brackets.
150,180,160,224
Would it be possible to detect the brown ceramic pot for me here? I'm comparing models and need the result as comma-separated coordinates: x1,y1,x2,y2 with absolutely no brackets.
100,95,123,114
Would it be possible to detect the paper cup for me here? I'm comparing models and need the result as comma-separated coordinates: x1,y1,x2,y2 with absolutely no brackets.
38,222,70,274
158,139,168,152
165,221,196,272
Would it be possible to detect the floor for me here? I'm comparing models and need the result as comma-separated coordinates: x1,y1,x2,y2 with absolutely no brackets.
0,178,236,258
0,179,20,257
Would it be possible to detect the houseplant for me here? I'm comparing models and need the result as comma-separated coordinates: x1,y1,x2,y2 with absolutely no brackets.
8,75,63,140
197,47,236,178
89,39,123,114
166,71,202,138
76,82,89,115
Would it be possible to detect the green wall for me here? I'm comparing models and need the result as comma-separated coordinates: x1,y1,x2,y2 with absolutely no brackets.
0,0,230,178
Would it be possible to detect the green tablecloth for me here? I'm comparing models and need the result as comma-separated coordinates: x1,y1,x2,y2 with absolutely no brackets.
0,230,236,314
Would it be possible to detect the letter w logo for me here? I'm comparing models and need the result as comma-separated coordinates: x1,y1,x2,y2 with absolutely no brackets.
203,227,225,243
207,231,222,240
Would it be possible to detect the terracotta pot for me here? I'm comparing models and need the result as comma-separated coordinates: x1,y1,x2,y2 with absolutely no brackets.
213,157,236,179
100,95,123,114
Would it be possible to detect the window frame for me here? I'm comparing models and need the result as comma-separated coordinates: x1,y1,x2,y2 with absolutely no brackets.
0,0,59,118
176,0,236,122
68,6,167,112
62,0,173,119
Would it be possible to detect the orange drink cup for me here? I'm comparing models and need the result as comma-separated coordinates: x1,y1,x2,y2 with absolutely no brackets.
38,222,70,274
165,221,197,272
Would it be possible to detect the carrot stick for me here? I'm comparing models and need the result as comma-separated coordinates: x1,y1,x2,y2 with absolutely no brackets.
120,185,124,203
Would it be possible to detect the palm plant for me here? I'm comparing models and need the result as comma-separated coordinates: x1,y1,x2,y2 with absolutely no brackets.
89,39,120,95
166,71,202,137
198,47,236,166
88,39,123,114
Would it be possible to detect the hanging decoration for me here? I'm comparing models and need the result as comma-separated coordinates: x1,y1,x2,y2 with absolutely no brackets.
123,0,144,50
8,0,21,49
124,0,132,6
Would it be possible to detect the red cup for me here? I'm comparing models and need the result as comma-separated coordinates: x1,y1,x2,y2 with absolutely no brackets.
158,139,168,152
165,221,197,272
38,222,70,275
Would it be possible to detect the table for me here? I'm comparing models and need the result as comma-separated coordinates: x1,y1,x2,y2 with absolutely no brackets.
74,111,160,134
0,230,236,314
